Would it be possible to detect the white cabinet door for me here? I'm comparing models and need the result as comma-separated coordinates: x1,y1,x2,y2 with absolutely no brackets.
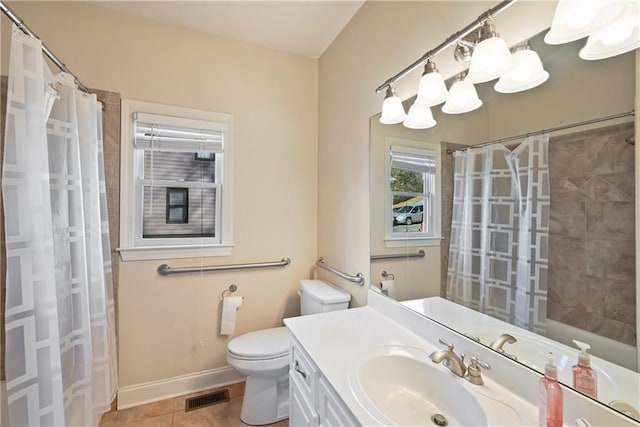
318,377,360,426
290,373,319,427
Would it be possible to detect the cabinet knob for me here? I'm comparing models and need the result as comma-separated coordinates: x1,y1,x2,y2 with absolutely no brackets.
294,360,307,379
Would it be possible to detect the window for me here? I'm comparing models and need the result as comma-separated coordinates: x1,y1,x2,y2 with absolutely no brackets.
385,140,441,246
165,188,189,225
119,100,233,261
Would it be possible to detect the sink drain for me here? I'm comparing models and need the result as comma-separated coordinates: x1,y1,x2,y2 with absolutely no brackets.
431,414,448,426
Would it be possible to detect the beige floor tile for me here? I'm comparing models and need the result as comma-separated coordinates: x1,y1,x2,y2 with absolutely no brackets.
173,400,232,426
99,410,117,427
118,413,173,427
115,399,174,425
227,382,246,399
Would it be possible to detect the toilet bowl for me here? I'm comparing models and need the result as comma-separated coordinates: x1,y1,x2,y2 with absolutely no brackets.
226,279,351,425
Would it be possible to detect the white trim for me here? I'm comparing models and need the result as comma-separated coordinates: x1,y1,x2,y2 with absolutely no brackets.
384,237,443,248
117,365,245,410
120,99,234,260
117,244,234,261
384,137,442,247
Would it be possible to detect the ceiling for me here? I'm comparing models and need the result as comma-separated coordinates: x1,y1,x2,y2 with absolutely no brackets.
98,1,365,58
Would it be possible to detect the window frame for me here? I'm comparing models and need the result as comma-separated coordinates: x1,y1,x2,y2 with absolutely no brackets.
165,187,189,225
119,99,234,261
384,138,442,247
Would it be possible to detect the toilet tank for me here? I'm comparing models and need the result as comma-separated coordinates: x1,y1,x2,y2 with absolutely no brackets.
299,279,351,315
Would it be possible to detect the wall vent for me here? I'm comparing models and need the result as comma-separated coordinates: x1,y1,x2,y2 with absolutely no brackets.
184,389,230,412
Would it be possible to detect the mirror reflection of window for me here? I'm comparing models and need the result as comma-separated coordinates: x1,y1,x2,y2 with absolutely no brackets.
386,141,441,243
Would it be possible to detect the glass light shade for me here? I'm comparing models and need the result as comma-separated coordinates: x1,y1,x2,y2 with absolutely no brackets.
466,37,513,84
442,79,482,114
379,87,407,124
403,102,437,129
495,49,550,93
544,0,628,45
579,13,640,60
416,71,449,107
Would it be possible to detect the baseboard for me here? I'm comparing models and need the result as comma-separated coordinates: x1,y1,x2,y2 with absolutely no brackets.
117,366,245,410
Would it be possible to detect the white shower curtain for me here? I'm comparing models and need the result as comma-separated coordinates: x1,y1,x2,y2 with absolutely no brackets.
2,26,117,426
446,135,550,333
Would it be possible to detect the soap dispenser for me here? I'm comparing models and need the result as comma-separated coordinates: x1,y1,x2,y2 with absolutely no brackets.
539,352,563,427
572,339,597,398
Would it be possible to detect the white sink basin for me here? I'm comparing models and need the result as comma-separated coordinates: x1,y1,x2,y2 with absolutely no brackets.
349,346,523,426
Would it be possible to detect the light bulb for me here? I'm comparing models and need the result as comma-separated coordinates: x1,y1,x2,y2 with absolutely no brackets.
403,102,437,129
442,78,482,114
466,22,513,84
495,47,549,94
416,60,449,106
379,86,407,125
598,16,635,46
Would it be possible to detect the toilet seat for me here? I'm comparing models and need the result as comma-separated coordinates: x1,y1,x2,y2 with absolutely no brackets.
227,326,289,360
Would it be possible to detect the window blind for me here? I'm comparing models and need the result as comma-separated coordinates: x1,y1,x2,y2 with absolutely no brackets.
390,146,437,174
134,112,224,152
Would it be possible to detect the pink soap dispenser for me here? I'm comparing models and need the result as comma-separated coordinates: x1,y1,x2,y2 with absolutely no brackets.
572,339,597,399
539,352,563,427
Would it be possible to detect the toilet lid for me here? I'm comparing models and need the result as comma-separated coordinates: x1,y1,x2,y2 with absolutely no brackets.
228,326,289,359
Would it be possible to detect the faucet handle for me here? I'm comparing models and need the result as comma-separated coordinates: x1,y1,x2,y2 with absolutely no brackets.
438,338,454,350
466,356,491,385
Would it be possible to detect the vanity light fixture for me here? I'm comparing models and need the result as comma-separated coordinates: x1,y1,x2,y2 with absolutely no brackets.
442,73,483,114
495,42,549,93
403,101,437,129
466,21,513,84
579,6,640,60
416,59,449,107
375,0,516,125
544,0,629,45
379,85,407,125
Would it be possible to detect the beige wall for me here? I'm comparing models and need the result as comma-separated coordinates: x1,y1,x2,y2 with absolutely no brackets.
1,1,318,388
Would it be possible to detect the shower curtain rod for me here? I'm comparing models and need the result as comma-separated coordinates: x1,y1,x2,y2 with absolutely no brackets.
446,110,636,154
0,1,90,93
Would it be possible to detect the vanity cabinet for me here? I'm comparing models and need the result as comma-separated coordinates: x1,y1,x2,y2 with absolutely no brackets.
289,336,359,427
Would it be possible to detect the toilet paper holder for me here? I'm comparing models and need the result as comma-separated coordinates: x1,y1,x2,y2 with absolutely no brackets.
220,284,238,300
381,271,395,280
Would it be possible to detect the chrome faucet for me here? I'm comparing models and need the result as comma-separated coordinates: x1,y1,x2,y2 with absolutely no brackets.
489,333,517,352
429,338,467,377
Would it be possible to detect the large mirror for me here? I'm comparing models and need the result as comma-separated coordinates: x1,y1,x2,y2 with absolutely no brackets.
370,29,638,419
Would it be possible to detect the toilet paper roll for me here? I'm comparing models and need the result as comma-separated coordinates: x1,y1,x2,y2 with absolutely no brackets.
221,296,243,336
380,279,396,299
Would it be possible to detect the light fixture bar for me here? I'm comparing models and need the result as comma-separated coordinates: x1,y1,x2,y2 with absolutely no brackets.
374,0,517,93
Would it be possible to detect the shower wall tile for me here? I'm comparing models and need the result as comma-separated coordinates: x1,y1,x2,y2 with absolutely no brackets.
548,236,586,274
547,122,636,347
585,123,635,175
579,176,630,202
548,136,588,178
586,201,634,241
547,301,586,330
547,269,586,308
441,142,467,296
549,198,585,237
585,239,634,281
586,315,635,346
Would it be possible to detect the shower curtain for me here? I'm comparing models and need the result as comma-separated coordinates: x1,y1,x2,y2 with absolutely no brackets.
446,135,550,333
2,27,117,426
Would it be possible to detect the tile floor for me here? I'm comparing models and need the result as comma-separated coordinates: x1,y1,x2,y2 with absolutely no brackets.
99,382,289,427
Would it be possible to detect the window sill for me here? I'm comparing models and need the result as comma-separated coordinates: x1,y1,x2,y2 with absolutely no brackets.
117,244,234,261
384,237,443,248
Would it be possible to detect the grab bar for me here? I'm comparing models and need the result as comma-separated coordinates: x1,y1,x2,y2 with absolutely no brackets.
316,257,365,285
370,250,425,261
158,257,291,276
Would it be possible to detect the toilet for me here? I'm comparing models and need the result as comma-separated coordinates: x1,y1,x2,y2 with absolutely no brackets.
227,279,351,425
